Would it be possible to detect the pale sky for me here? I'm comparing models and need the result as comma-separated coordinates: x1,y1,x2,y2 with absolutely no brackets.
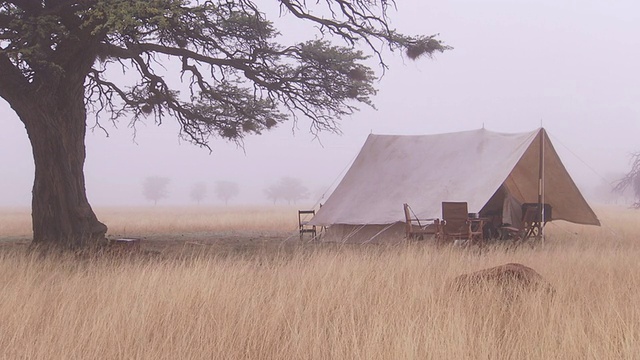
1,1,638,207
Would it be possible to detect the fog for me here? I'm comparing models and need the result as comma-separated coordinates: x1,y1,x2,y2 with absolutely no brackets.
1,1,638,207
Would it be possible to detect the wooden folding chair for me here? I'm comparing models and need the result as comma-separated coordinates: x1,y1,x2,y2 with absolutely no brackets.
298,210,317,240
403,203,440,240
441,202,484,246
521,203,552,240
500,203,551,242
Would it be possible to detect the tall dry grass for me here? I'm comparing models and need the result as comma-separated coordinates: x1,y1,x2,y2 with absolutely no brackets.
0,205,639,359
0,205,300,238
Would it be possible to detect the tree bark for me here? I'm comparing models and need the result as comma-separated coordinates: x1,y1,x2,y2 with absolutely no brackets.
17,83,107,249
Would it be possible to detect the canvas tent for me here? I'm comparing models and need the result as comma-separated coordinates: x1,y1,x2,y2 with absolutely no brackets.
309,128,599,242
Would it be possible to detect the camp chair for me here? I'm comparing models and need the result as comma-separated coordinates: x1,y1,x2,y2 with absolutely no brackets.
521,203,551,240
298,210,317,240
501,203,552,241
403,203,441,240
441,202,484,246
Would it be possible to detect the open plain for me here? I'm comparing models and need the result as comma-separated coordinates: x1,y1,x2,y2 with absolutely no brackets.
0,205,639,359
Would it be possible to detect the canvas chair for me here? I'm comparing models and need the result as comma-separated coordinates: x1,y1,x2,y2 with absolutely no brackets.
501,203,552,241
441,202,484,246
298,210,317,240
403,203,440,240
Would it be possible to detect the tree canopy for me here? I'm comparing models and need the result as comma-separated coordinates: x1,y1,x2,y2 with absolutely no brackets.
1,0,448,144
0,0,449,248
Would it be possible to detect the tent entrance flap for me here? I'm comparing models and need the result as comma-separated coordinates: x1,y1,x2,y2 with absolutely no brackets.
479,185,523,230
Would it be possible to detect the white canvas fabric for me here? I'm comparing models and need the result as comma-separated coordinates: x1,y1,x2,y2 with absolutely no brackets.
310,128,599,230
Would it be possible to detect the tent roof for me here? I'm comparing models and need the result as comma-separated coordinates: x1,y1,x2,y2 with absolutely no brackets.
310,128,599,226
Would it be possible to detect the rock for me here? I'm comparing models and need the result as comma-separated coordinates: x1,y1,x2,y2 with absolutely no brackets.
453,263,555,295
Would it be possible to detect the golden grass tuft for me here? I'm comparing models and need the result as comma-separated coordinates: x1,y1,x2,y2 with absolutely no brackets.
0,205,639,359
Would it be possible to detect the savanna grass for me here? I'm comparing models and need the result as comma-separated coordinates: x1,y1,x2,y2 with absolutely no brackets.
0,205,639,359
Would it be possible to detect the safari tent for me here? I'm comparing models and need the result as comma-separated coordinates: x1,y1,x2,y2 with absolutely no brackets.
309,128,599,242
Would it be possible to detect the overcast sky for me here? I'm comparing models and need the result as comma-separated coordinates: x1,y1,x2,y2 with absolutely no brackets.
1,0,638,207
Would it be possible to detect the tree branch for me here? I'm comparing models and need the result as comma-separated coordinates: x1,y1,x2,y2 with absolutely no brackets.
614,152,640,208
0,53,32,105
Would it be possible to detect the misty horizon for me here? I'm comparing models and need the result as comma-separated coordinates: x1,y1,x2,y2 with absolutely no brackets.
1,1,638,208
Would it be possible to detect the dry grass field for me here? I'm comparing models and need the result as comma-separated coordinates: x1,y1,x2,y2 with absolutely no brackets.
1,205,639,359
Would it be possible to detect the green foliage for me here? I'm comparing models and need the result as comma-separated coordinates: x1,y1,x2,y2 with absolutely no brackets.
87,0,185,35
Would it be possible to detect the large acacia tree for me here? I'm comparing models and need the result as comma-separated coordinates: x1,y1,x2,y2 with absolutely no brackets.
0,0,448,249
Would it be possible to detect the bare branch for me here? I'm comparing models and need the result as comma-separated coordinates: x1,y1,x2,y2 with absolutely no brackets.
614,152,640,208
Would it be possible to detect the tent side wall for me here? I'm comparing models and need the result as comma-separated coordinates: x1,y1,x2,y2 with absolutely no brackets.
320,223,409,243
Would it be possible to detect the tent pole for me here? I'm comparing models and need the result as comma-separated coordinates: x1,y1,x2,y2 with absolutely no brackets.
538,128,545,244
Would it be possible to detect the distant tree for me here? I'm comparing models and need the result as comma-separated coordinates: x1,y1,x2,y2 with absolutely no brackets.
143,176,170,205
214,181,240,205
615,152,640,208
265,177,309,205
590,172,633,205
281,178,310,204
190,182,207,205
264,184,282,205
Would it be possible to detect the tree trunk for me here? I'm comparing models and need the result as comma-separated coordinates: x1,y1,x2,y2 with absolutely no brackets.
18,85,107,249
